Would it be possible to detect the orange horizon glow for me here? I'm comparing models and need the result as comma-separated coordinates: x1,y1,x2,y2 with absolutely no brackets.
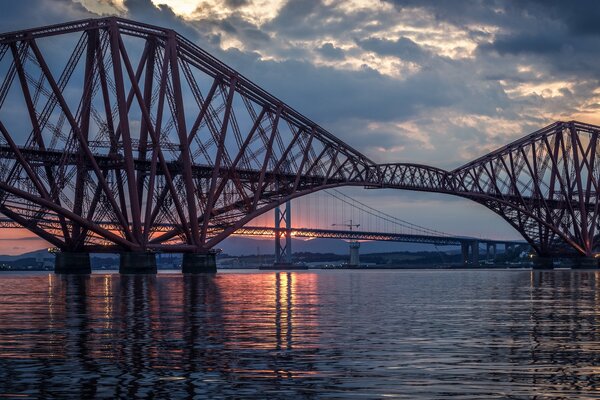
0,228,49,255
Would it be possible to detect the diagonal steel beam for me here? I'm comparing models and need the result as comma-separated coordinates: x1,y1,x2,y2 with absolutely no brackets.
28,35,134,244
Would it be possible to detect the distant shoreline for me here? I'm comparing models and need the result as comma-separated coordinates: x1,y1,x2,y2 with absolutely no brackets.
0,264,534,272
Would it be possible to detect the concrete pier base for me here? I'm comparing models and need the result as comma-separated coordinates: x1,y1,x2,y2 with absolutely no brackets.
182,253,217,273
532,257,554,270
349,242,360,266
119,252,157,274
54,252,91,274
461,241,480,266
571,258,599,269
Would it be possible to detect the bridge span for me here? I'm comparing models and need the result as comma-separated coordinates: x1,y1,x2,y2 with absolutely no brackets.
0,17,598,273
236,226,526,266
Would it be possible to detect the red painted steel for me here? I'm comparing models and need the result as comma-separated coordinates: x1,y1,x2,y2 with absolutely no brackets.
0,18,597,258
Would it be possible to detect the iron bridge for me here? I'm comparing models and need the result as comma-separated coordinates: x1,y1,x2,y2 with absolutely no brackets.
0,17,598,271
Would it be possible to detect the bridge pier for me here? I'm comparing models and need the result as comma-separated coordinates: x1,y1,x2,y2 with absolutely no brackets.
471,240,479,266
181,252,217,273
461,242,469,265
571,258,599,269
119,252,157,274
461,241,480,266
532,257,554,269
486,243,496,261
54,252,91,274
349,241,360,267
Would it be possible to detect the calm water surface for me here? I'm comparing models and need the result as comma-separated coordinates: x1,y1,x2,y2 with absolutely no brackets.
1,269,600,399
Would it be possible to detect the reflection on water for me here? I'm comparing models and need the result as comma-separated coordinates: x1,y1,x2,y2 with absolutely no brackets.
1,270,600,398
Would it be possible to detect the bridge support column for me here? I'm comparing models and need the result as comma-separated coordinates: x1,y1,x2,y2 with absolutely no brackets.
119,252,157,274
470,240,480,266
182,252,217,273
349,241,360,267
571,258,599,269
461,242,470,265
486,243,496,261
532,257,554,270
54,252,91,274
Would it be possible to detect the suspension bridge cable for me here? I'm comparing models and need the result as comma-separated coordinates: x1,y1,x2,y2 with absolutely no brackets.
324,189,453,237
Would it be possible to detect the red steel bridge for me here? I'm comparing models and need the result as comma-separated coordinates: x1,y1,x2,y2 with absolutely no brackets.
0,17,597,272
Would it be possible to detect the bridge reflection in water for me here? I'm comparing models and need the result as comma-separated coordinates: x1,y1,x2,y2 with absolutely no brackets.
0,272,320,398
2,271,600,397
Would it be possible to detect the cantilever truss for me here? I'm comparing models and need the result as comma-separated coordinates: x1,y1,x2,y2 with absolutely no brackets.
451,121,600,258
0,18,598,258
0,17,379,253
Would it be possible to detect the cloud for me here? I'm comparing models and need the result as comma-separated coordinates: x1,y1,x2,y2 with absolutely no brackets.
316,42,345,60
356,37,429,62
225,0,250,7
4,0,596,159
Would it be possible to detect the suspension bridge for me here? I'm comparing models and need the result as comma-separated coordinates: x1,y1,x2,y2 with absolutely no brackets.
236,189,525,268
0,17,596,273
0,187,526,268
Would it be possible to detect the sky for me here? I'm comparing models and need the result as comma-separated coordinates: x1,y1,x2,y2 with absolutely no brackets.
1,0,600,254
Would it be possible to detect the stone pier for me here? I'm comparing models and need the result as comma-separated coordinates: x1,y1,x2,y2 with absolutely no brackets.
486,243,496,261
54,252,91,274
119,252,157,274
181,252,217,273
532,257,554,269
571,258,599,269
461,240,480,266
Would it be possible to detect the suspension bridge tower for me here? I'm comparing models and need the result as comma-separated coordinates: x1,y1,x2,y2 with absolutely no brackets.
333,220,361,267
274,200,293,267
262,200,308,270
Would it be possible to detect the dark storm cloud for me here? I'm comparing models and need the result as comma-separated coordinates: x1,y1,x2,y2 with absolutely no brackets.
388,0,600,79
315,43,344,60
356,37,429,62
384,0,533,28
223,53,508,124
123,0,200,40
211,14,271,48
482,32,565,56
225,0,250,7
263,0,324,38
263,0,396,41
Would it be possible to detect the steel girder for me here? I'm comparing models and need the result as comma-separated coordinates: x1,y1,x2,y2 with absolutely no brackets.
0,18,597,258
451,121,600,257
0,17,378,253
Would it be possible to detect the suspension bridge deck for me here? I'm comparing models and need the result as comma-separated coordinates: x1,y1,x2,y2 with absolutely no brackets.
235,226,525,247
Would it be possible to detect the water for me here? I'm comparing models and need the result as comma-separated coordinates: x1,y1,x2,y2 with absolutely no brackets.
1,270,600,398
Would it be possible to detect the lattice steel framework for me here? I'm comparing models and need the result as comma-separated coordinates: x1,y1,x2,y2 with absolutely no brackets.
0,18,597,258
451,121,600,258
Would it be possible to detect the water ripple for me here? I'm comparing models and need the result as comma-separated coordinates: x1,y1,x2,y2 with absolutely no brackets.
0,270,600,398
